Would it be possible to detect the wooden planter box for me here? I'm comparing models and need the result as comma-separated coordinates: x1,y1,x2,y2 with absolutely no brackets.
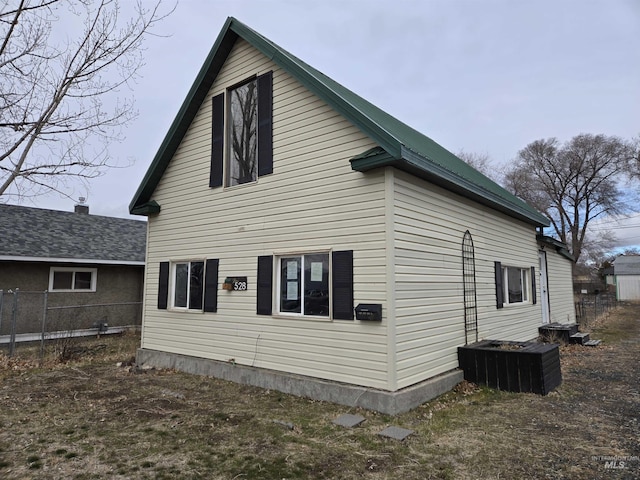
458,340,561,395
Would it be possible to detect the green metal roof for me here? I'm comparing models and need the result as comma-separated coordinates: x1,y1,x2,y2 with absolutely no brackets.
129,17,549,228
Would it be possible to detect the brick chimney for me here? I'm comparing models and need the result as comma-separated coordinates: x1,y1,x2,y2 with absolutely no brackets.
74,197,89,214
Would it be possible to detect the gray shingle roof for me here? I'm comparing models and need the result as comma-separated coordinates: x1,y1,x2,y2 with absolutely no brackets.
613,255,640,275
0,204,146,264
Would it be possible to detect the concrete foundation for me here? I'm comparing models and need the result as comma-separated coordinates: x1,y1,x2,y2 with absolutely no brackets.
136,348,464,415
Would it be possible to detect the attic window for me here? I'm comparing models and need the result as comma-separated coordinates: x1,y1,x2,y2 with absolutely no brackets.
209,71,273,188
227,79,258,186
49,267,97,292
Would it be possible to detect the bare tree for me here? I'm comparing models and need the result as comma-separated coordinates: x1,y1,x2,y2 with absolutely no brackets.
229,79,257,186
503,134,635,263
0,0,171,200
457,150,501,182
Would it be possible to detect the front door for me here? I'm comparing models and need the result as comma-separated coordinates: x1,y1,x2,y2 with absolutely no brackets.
538,250,550,324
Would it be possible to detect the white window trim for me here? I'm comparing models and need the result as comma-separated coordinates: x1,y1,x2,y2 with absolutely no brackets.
170,260,204,312
48,267,97,292
275,251,332,319
502,266,530,306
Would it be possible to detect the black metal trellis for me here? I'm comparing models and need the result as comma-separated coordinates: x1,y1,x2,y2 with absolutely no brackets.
462,230,478,344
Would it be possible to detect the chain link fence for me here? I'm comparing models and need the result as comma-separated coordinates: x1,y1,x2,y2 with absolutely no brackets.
0,289,141,362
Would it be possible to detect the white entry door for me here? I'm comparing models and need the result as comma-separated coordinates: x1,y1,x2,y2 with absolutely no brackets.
539,251,550,324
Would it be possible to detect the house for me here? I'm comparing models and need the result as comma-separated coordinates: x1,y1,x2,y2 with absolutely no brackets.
129,17,576,414
0,202,147,336
613,255,640,300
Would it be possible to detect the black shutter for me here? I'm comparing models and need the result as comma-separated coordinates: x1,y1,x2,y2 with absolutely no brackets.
531,266,537,305
332,250,354,320
158,262,169,309
210,93,225,187
494,261,504,309
257,255,273,315
257,71,273,177
204,259,219,312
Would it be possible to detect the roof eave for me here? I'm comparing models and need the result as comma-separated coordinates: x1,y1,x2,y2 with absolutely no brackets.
130,200,161,216
0,255,145,266
229,21,402,157
129,17,406,215
129,18,238,213
351,146,550,228
537,234,575,262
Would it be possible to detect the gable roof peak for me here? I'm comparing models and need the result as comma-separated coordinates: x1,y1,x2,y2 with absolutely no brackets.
129,17,549,228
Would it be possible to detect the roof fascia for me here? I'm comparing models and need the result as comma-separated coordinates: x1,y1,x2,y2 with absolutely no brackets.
536,234,575,262
352,145,550,228
130,200,161,216
556,248,576,262
129,17,238,214
228,21,402,159
129,17,405,214
0,256,145,266
537,234,566,249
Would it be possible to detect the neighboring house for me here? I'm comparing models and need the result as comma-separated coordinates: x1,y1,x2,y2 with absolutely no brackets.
129,17,576,414
0,202,147,335
613,255,640,300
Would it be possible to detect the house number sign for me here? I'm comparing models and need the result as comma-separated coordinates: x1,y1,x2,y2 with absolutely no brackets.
223,277,248,291
233,279,248,291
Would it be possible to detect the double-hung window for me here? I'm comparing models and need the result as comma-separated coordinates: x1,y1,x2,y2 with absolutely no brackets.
158,259,219,312
503,266,529,305
278,253,330,317
49,267,97,292
172,261,204,310
495,262,536,309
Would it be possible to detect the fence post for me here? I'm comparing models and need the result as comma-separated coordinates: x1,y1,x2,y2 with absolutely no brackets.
9,288,19,357
39,291,48,365
0,289,3,345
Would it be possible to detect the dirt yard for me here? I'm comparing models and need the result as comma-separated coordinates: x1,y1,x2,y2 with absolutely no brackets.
0,303,638,479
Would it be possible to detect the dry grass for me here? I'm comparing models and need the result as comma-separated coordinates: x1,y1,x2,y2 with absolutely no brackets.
0,306,638,479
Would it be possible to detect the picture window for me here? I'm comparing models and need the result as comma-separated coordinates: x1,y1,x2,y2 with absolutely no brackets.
277,253,330,317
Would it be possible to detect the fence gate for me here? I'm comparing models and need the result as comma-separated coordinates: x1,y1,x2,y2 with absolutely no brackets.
462,230,478,344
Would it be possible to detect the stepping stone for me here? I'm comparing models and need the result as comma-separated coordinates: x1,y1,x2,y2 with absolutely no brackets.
272,420,294,430
377,426,413,441
333,414,365,428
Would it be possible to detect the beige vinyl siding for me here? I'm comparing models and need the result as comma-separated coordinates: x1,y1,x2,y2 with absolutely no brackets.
393,170,542,389
142,39,390,389
544,250,576,324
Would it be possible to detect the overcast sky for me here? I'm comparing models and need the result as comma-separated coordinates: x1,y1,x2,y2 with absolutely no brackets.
9,0,640,247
